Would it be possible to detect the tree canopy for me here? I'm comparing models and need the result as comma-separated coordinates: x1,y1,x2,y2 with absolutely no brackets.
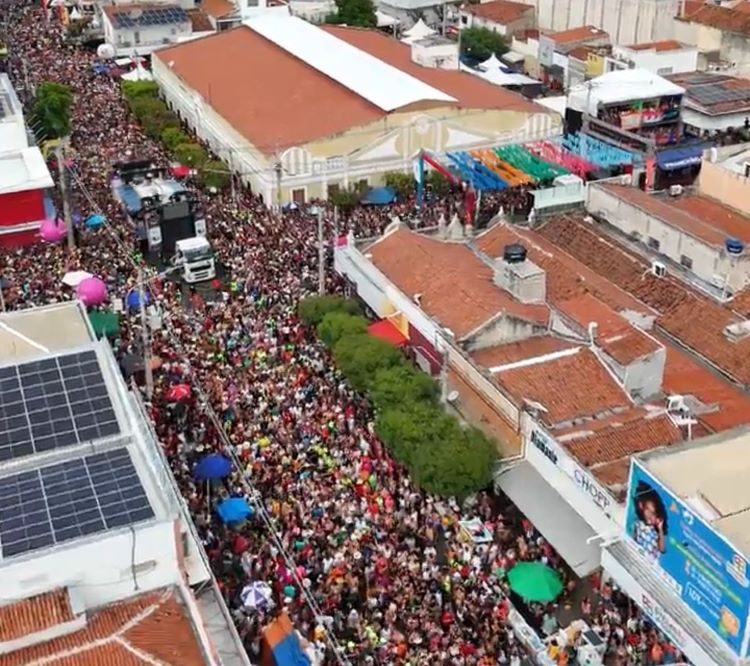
304,295,499,498
326,0,377,27
32,82,74,139
460,26,509,62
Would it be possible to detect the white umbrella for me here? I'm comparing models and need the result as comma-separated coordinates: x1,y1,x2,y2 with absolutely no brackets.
240,581,272,610
62,270,93,287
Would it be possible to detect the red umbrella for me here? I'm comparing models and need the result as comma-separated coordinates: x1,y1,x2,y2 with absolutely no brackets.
166,384,191,402
171,164,191,179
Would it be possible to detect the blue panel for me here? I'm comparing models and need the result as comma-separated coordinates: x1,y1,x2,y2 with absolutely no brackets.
272,634,311,666
656,143,707,171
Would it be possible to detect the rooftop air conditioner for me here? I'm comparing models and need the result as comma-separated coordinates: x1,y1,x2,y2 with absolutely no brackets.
669,184,683,197
651,261,667,278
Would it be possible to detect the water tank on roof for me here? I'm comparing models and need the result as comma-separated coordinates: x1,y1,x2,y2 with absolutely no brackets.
503,243,527,264
726,238,744,256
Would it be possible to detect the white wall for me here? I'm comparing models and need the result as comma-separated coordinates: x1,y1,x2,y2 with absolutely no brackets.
613,45,699,76
682,107,750,134
586,184,750,293
516,0,679,45
0,521,180,611
104,15,192,56
523,415,623,534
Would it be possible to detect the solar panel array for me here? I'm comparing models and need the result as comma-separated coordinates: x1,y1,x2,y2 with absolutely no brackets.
0,448,154,558
690,84,750,106
112,6,188,29
0,351,120,463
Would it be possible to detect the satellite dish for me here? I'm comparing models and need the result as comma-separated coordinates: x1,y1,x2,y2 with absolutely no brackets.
97,43,115,60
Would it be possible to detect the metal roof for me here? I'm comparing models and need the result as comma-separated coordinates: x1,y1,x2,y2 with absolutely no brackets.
244,14,457,112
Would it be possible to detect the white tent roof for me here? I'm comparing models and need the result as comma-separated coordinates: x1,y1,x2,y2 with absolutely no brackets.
122,63,154,82
401,18,436,44
246,14,455,111
376,10,399,27
480,53,503,70
460,64,539,88
567,68,685,115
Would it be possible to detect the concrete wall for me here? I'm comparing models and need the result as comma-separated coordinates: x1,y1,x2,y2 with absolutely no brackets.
516,0,679,45
460,12,534,37
587,184,750,293
613,45,699,76
698,158,750,216
683,108,750,134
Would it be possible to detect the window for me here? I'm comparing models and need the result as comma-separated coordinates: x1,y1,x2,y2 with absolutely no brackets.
647,236,660,251
134,30,141,44
461,14,468,24
327,183,340,198
657,67,673,76
292,188,306,205
680,254,693,270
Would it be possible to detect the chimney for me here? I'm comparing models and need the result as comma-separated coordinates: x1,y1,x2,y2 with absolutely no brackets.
493,244,546,304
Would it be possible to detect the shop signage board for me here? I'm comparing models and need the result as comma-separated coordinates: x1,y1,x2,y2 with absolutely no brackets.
624,460,750,657
528,424,619,522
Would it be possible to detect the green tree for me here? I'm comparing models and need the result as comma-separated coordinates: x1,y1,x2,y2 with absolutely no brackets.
326,0,376,27
317,312,368,347
129,96,179,138
32,82,73,139
376,403,440,468
298,295,360,327
426,170,451,196
384,171,414,199
121,80,159,101
460,26,508,62
370,364,438,410
161,127,190,151
332,334,402,392
329,186,362,212
200,160,231,190
173,142,209,169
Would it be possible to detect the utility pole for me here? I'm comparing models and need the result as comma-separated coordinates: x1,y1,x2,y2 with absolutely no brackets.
138,267,154,399
0,279,6,313
55,143,75,250
275,161,283,214
333,205,339,239
228,148,237,205
317,208,325,295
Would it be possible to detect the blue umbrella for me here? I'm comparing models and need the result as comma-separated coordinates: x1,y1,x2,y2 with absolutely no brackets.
126,288,150,310
193,453,232,481
216,497,254,524
85,214,106,229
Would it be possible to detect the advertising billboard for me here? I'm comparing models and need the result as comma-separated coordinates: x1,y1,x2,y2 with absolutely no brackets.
625,460,750,656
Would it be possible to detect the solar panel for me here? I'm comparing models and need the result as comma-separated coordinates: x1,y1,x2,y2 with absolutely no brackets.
0,351,120,463
0,448,154,558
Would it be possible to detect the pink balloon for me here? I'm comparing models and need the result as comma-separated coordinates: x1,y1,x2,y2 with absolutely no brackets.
39,218,67,243
76,277,108,306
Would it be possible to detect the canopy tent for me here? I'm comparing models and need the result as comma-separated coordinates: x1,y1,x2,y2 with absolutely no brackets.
376,10,399,27
368,319,407,347
479,53,504,71
461,63,539,88
656,143,708,171
401,18,436,44
122,63,154,82
262,613,311,666
88,310,120,338
567,68,686,116
360,186,396,205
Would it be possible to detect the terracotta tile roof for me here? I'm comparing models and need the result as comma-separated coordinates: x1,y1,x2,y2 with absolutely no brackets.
679,4,750,36
567,46,593,60
547,25,608,44
462,0,533,25
555,293,661,365
0,588,207,666
678,0,705,18
0,588,75,643
471,336,576,368
187,8,214,32
156,24,546,154
626,39,685,51
591,458,631,496
366,228,549,338
736,1,750,14
537,215,750,386
495,348,631,425
200,0,235,18
324,26,544,114
476,223,654,315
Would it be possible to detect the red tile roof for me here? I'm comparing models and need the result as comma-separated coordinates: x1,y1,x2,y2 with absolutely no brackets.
0,588,207,666
200,0,235,18
0,588,74,643
367,228,549,338
462,0,533,25
599,183,750,246
548,25,608,44
626,39,685,51
472,336,576,368
186,8,214,32
156,24,546,154
495,348,631,425
678,4,750,36
538,215,750,387
555,293,661,365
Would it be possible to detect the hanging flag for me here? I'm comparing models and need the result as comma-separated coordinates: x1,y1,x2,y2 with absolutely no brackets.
413,158,422,183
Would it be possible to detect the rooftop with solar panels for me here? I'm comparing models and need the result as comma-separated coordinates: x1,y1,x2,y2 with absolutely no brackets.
0,302,250,666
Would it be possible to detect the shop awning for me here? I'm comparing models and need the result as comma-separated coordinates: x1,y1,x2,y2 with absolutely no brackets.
496,462,601,577
656,143,707,171
360,186,397,205
368,319,407,347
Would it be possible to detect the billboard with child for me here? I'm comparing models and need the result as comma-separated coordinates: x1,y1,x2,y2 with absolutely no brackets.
624,460,750,656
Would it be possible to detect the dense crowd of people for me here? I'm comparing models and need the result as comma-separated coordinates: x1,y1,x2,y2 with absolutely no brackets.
0,5,687,665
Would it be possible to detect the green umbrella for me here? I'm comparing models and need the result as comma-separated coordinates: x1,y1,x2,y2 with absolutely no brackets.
507,561,563,602
88,311,120,338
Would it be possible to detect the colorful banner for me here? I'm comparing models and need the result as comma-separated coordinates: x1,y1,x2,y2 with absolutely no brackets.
624,460,750,656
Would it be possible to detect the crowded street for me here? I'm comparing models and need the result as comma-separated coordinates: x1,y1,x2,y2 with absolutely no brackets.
0,4,687,665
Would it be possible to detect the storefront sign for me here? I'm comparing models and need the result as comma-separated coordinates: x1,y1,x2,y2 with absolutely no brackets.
625,461,750,656
529,425,616,517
